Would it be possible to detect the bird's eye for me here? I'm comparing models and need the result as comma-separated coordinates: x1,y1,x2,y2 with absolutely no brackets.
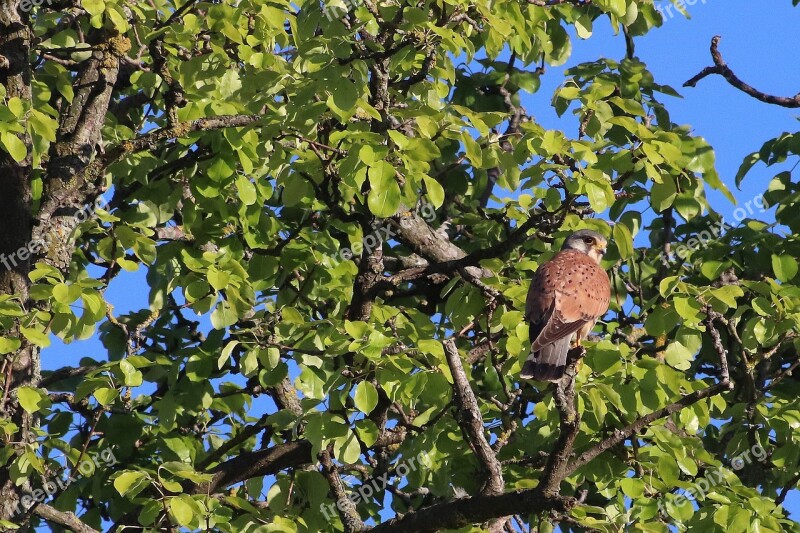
583,237,593,244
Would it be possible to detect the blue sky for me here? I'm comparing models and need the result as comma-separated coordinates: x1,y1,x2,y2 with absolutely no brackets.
531,0,800,218
39,0,800,526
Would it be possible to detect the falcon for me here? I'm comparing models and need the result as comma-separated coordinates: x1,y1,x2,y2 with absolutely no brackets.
521,230,611,381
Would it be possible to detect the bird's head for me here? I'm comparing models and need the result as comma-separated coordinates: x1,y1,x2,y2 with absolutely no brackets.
562,230,608,264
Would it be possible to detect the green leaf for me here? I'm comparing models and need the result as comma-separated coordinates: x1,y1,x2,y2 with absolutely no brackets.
334,430,361,463
597,0,627,16
329,78,358,115
52,283,82,304
423,175,445,208
1,132,27,163
367,161,401,218
119,359,143,387
462,131,483,167
93,387,119,406
19,327,50,348
82,0,105,16
674,297,703,323
650,176,677,212
210,300,238,329
0,337,22,354
709,285,744,309
752,297,773,316
236,175,257,206
359,145,386,165
107,6,129,31
169,496,197,528
354,381,379,414
728,507,752,533
218,69,242,98
585,181,611,213
575,14,593,39
772,254,798,282
207,267,230,291
613,223,633,259
664,341,693,370
17,387,51,413
282,177,313,207
620,477,644,498
114,471,147,497
296,367,326,401
735,152,760,187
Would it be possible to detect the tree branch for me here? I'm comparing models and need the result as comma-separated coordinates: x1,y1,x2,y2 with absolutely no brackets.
368,491,574,533
390,205,489,280
566,314,734,476
39,112,265,223
39,364,99,388
566,380,731,475
35,503,100,533
443,338,504,495
538,349,582,494
388,206,560,285
684,36,800,108
320,447,367,532
189,440,313,495
39,30,128,227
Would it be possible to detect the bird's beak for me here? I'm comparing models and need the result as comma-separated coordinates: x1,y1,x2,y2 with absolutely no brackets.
598,244,607,256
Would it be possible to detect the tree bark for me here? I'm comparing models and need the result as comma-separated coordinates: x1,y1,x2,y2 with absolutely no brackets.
0,1,37,525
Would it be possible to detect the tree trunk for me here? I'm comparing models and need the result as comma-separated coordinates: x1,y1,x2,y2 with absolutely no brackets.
0,1,37,526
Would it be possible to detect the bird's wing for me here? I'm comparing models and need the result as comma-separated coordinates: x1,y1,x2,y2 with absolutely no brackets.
526,249,611,351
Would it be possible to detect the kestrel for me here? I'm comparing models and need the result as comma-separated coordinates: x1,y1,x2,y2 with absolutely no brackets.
521,230,611,382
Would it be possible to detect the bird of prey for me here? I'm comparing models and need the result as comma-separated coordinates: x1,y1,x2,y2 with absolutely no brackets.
521,230,611,381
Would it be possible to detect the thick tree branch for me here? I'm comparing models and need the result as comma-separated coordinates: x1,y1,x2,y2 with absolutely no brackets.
39,31,128,221
34,504,100,533
320,447,367,533
390,206,489,280
538,349,582,495
346,232,384,322
388,206,560,285
39,364,99,388
443,338,504,495
368,491,573,533
268,376,304,417
189,440,313,495
684,36,800,108
196,413,272,471
40,112,265,222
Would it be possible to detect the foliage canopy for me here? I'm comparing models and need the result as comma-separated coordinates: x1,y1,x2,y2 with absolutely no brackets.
0,0,800,532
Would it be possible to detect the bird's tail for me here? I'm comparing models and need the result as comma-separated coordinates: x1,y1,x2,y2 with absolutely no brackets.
520,336,571,381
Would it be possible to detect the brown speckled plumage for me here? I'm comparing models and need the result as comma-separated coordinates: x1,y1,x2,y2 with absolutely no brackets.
522,243,610,381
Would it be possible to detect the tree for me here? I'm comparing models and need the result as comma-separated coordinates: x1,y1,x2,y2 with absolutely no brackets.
0,0,798,531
